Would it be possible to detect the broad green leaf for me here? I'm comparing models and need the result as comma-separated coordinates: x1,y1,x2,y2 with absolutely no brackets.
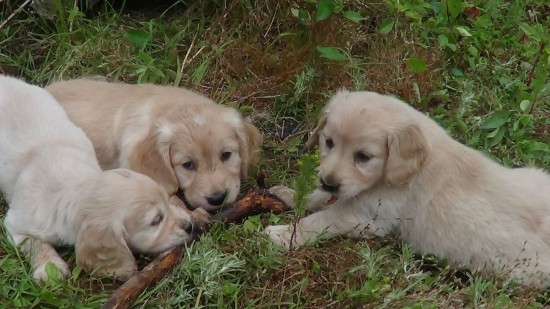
446,43,457,51
451,68,464,77
44,261,62,284
467,46,479,57
243,215,261,232
528,141,550,153
479,110,510,129
437,34,449,46
521,140,550,153
71,265,83,279
138,51,154,64
519,100,531,111
442,0,464,20
343,11,365,23
455,26,472,37
316,0,335,21
495,293,513,307
486,126,505,148
316,45,347,61
486,127,500,138
312,259,321,273
456,117,468,133
404,10,422,21
378,19,394,34
407,57,427,73
125,29,151,49
518,114,533,126
222,283,238,295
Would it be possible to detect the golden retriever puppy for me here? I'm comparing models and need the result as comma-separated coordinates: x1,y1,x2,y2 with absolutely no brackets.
46,79,262,212
265,90,550,286
0,76,195,283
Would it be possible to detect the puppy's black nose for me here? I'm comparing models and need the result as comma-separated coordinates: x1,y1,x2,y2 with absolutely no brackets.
206,191,228,206
182,221,194,234
321,177,340,193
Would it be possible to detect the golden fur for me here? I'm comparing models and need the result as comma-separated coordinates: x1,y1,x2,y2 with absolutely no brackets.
46,80,263,212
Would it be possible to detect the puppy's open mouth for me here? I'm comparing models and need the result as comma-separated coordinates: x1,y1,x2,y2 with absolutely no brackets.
326,195,338,206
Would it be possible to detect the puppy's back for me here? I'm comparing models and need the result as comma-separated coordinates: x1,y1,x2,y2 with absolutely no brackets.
46,79,222,166
0,76,97,196
0,76,79,155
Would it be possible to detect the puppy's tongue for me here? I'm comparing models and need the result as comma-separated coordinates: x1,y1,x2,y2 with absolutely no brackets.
325,195,338,206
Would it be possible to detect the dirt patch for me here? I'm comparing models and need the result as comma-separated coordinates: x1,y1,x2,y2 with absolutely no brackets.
242,240,365,307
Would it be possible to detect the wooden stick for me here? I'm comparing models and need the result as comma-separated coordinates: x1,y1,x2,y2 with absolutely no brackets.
101,246,183,309
211,185,290,224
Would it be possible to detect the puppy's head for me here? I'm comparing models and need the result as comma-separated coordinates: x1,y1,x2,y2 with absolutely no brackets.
308,90,429,199
75,169,195,279
129,103,262,212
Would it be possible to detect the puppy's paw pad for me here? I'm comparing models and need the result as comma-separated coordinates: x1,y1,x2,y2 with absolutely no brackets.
264,225,294,251
33,259,69,283
268,185,296,208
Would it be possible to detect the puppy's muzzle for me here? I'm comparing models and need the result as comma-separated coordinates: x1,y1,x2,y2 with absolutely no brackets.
320,177,340,193
206,191,228,206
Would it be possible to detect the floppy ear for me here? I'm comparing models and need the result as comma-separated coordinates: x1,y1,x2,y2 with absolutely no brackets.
385,124,428,186
127,129,178,194
238,121,263,178
75,222,137,280
306,107,328,150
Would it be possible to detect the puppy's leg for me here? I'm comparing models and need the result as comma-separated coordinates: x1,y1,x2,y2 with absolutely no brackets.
268,185,333,212
11,234,70,283
264,201,375,250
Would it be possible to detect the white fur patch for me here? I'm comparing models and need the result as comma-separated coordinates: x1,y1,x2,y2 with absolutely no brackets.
156,122,173,138
194,115,205,126
224,112,242,130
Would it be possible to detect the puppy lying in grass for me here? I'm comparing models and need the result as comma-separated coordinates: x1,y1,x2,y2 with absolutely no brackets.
265,90,550,286
0,76,197,283
46,79,263,213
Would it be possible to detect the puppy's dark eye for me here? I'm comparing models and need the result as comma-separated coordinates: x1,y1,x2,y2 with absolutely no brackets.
182,161,195,170
355,151,371,162
221,151,232,161
325,138,334,149
151,213,164,226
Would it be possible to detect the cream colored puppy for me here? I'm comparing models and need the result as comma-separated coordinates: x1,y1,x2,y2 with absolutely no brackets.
46,80,262,212
0,76,195,283
265,90,550,286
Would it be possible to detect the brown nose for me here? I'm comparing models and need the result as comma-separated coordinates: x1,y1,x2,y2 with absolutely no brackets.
206,191,228,206
320,177,340,193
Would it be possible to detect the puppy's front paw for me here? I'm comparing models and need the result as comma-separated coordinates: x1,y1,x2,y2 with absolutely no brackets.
190,208,211,232
268,185,296,208
33,258,70,283
264,224,300,251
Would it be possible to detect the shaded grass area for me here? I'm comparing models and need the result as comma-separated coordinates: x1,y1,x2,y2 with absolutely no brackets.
1,0,549,308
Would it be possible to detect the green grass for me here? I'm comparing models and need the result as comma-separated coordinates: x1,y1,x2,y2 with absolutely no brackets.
1,0,549,308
